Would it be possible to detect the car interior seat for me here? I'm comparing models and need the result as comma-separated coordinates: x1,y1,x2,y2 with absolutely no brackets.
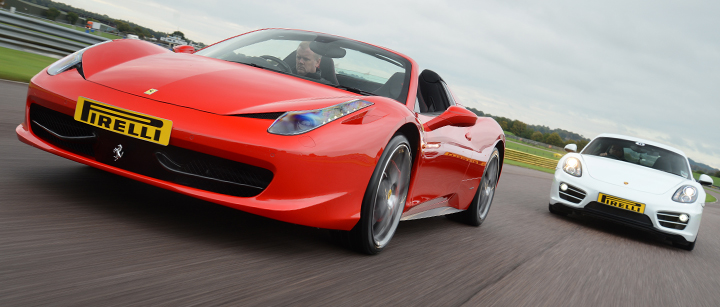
417,70,449,113
652,155,675,174
373,73,405,100
416,91,429,113
283,51,338,84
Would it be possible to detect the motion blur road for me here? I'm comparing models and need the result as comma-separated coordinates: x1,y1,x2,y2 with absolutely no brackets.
2,80,720,306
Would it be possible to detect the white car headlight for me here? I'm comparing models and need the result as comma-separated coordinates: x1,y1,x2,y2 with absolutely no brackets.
563,157,582,177
47,40,110,76
268,99,373,135
672,185,698,203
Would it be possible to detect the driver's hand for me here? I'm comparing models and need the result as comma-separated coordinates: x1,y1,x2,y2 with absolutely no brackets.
599,153,607,156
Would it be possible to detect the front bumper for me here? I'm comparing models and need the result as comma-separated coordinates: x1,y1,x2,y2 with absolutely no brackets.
17,70,400,231
549,169,703,243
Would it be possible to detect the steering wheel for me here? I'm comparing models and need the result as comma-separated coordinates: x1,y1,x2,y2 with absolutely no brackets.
260,55,293,73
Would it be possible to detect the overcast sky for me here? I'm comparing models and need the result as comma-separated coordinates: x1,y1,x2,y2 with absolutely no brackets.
59,0,720,169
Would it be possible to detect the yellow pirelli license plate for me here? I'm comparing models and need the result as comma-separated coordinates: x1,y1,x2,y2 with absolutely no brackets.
597,193,645,214
74,97,173,146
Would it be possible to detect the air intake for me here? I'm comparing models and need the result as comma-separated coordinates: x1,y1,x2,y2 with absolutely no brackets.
559,183,586,204
657,212,688,230
29,104,96,157
234,112,285,120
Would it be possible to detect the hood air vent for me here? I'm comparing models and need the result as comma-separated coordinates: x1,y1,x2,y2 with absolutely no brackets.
234,112,285,120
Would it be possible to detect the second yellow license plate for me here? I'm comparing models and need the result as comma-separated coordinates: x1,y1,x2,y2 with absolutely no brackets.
597,193,645,214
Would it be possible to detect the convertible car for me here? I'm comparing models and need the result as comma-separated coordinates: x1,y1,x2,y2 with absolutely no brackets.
16,29,505,254
549,133,713,251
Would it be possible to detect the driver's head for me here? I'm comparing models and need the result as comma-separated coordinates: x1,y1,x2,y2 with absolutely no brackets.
609,145,623,158
296,41,321,76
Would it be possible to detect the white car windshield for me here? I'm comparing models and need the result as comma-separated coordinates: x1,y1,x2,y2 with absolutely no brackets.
581,137,691,179
195,29,412,103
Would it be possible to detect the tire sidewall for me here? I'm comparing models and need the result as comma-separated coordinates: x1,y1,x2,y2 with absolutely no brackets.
353,134,411,254
468,148,500,226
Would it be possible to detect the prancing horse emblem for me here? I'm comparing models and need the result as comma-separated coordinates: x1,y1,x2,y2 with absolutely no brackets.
112,144,124,161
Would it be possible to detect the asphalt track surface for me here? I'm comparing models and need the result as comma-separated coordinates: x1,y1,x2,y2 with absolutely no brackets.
2,80,720,306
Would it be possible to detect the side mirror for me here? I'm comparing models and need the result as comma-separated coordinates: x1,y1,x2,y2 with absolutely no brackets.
422,106,477,132
698,174,714,186
173,45,195,54
564,144,577,153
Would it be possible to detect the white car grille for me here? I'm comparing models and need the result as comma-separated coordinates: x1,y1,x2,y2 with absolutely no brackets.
656,212,688,230
559,183,587,204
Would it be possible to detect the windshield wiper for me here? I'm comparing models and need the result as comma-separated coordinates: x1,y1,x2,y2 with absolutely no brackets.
330,84,377,96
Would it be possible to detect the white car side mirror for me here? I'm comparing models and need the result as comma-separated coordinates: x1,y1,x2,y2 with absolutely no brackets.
698,174,714,186
564,144,577,153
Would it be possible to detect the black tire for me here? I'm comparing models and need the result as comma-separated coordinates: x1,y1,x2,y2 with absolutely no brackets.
549,203,569,216
350,135,413,254
460,148,500,226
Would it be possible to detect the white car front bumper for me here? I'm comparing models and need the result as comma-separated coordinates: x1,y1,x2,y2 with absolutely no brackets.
549,169,703,243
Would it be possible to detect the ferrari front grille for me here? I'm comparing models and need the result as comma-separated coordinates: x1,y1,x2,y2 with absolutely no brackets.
559,183,586,204
28,104,273,197
657,212,688,230
29,104,96,157
154,150,273,197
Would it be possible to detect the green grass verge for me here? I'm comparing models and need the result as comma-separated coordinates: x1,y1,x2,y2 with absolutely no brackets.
705,189,717,203
506,136,565,152
506,140,563,160
0,47,56,83
692,172,720,187
504,159,556,174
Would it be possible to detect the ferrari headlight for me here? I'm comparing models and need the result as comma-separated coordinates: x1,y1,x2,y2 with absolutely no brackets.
47,40,110,76
563,157,582,177
268,99,373,135
672,185,698,203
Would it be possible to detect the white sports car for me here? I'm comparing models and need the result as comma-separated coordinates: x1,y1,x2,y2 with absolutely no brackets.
549,133,714,251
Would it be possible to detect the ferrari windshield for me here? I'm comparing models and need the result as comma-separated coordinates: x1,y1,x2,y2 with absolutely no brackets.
195,29,412,103
581,137,691,179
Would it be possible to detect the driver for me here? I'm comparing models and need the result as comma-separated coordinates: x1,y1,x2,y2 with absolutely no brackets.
600,144,626,161
294,41,333,84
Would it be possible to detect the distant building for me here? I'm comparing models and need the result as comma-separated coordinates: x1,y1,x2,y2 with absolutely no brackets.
160,35,187,46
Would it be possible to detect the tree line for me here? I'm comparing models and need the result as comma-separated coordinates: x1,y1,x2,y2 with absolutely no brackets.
466,107,590,151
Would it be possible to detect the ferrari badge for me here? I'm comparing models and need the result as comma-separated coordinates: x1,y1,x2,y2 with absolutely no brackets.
113,144,124,161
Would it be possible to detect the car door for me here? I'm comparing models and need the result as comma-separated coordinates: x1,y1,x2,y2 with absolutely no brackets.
406,71,478,214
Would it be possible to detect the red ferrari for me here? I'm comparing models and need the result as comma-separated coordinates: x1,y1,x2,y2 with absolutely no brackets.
16,29,505,254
